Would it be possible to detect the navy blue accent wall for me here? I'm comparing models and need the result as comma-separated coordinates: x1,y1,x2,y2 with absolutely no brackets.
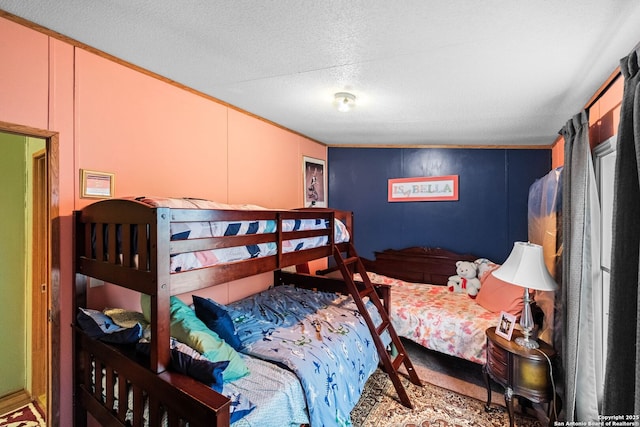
328,147,551,263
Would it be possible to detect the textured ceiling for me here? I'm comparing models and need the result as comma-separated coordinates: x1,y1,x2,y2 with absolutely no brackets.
2,1,640,147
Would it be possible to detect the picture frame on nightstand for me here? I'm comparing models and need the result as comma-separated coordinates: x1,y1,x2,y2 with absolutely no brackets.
496,311,516,341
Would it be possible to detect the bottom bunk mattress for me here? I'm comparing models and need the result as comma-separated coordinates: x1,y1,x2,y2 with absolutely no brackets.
92,352,309,426
224,355,309,426
217,285,387,427
359,272,500,364
84,285,386,427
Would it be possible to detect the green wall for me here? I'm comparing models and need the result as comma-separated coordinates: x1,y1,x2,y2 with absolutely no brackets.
0,132,27,397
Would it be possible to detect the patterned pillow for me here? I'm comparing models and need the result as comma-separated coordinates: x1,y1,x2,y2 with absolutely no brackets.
103,307,149,329
76,308,142,344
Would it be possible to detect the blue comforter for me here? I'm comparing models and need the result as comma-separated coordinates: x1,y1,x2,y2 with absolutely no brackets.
226,285,385,427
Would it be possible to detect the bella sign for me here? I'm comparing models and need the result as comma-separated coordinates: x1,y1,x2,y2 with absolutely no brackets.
388,175,459,202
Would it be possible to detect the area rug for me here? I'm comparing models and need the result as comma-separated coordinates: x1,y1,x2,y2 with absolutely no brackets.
351,369,542,427
0,402,45,427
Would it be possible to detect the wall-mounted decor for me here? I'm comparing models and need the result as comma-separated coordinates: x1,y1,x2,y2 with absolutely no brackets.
388,175,458,202
303,156,326,207
80,169,115,199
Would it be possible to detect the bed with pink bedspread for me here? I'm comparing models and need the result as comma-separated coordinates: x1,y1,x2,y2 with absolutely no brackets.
361,271,498,364
356,247,534,365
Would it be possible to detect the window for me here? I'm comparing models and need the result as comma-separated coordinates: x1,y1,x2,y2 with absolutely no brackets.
594,135,616,375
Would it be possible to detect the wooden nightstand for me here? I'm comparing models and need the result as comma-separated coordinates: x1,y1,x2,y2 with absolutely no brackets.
483,326,560,427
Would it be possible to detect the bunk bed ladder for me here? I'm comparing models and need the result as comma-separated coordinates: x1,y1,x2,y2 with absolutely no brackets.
333,242,422,409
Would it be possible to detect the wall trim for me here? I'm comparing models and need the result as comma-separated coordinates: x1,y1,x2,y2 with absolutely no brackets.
326,144,554,149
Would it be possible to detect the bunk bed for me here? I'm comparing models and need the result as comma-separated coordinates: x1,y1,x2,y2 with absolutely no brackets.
72,197,416,427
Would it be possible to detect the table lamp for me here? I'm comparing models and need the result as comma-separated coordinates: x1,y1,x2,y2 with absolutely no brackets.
491,242,558,349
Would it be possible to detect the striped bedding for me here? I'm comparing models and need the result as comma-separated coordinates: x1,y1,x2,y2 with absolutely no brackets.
137,197,350,273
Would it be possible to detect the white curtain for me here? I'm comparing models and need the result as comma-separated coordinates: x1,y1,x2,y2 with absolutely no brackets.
560,110,602,421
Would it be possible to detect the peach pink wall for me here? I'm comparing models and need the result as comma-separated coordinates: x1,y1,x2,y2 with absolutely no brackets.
0,18,48,128
588,77,623,148
74,50,230,204
551,138,564,169
0,15,326,427
551,75,623,168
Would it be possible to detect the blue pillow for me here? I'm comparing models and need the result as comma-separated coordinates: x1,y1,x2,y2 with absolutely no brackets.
136,341,229,393
192,296,243,351
171,349,227,393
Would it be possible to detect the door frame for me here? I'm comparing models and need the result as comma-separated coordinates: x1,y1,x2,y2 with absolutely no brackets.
0,120,59,427
31,148,48,409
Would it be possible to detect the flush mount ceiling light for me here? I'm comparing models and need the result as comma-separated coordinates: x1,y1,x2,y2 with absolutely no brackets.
334,92,356,112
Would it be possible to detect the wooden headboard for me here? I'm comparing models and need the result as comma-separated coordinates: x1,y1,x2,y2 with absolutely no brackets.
360,247,477,286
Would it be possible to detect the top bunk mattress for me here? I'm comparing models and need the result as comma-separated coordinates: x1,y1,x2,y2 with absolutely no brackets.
136,197,350,272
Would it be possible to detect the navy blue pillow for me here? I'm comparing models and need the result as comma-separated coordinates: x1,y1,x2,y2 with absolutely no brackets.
99,324,143,344
172,350,228,393
136,342,229,393
192,296,243,351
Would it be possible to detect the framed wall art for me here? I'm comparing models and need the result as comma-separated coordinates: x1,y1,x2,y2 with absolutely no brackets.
388,175,459,202
80,169,115,199
303,156,326,207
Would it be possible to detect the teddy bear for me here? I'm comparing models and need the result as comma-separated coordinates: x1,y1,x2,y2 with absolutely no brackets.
447,260,482,298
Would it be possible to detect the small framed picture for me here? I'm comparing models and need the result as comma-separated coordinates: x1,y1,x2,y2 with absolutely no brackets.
80,169,115,199
496,311,517,341
303,156,326,207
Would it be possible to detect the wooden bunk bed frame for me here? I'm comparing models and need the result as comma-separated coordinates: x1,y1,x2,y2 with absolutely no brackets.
72,198,417,426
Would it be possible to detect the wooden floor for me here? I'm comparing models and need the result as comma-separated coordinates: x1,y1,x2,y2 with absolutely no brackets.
0,390,32,416
402,337,488,385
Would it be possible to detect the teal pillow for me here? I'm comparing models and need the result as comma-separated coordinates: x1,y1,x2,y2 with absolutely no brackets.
140,294,249,381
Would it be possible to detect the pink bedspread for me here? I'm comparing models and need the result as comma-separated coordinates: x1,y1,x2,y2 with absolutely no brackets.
359,272,500,364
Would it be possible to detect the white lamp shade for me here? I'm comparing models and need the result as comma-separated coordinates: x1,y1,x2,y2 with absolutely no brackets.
491,242,558,291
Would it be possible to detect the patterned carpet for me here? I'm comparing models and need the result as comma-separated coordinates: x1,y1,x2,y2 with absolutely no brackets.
350,339,548,427
0,402,46,427
351,369,543,427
